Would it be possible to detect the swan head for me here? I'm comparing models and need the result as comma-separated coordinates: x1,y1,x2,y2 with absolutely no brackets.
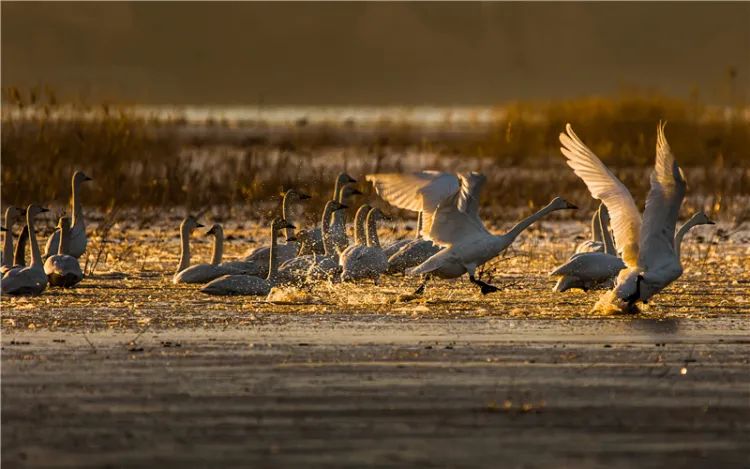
340,185,363,199
73,171,93,185
4,206,26,224
283,189,311,201
549,197,578,211
337,173,357,186
26,204,49,218
181,215,204,232
330,201,348,212
272,218,296,232
689,211,715,226
57,216,72,231
206,224,223,237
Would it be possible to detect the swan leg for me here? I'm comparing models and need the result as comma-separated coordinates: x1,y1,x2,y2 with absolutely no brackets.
469,275,499,295
413,275,429,295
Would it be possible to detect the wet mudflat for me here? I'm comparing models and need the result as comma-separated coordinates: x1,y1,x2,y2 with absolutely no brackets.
2,220,749,467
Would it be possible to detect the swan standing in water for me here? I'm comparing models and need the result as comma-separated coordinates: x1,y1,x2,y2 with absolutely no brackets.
340,207,389,282
172,215,205,284
299,173,357,255
1,206,25,274
244,189,310,266
44,171,93,259
367,171,577,294
560,122,690,312
201,218,295,296
386,211,441,274
308,204,369,281
1,205,50,296
278,200,347,283
44,216,84,287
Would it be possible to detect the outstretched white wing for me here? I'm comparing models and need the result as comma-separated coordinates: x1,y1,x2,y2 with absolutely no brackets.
365,171,454,212
638,122,687,269
426,172,489,246
560,124,641,267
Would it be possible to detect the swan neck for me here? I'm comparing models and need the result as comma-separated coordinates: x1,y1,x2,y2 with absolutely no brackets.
503,202,557,244
416,211,423,239
321,203,336,256
72,177,84,228
28,211,42,268
599,208,616,255
674,218,699,260
353,208,369,245
210,230,223,265
591,210,602,243
59,221,70,256
267,225,279,282
282,193,294,240
176,223,191,273
2,211,14,267
14,225,28,266
366,213,380,248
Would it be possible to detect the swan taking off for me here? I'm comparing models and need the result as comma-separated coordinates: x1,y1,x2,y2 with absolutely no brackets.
44,216,84,288
1,205,50,296
366,171,577,294
560,122,690,312
44,171,93,259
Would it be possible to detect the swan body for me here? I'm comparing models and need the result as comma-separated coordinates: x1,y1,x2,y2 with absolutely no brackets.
309,204,368,281
44,216,84,287
44,171,92,258
2,205,49,296
551,252,626,292
383,239,412,258
367,171,576,293
340,208,389,282
1,206,25,275
386,211,441,274
560,122,689,312
300,180,361,255
201,218,295,295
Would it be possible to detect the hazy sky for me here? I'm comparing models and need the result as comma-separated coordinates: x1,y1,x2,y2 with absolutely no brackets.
2,2,748,105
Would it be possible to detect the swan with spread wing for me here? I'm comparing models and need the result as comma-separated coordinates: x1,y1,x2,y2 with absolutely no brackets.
366,171,576,294
559,122,689,312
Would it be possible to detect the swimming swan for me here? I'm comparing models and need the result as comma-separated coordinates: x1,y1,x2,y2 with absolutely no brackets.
44,216,84,287
1,205,49,296
1,206,25,274
172,215,205,284
366,171,577,294
244,189,310,266
201,218,295,296
340,207,389,282
44,171,93,259
560,122,689,312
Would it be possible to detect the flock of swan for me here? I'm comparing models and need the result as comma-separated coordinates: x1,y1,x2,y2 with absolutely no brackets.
0,123,715,313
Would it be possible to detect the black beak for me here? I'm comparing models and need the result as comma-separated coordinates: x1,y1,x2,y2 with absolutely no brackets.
84,176,93,182
566,202,578,210
707,220,716,225
1,227,6,232
299,192,312,200
351,188,363,196
206,228,215,235
347,176,357,183
335,204,348,211
285,222,296,229
196,222,204,228
40,207,50,213
286,236,298,242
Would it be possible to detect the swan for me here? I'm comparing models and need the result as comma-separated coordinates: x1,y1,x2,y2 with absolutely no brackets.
44,216,84,288
386,211,441,274
575,204,613,254
1,205,49,296
298,173,357,255
44,171,93,258
560,122,689,312
13,225,29,268
674,211,715,258
243,189,310,266
1,206,25,274
172,215,205,284
277,200,347,283
382,211,424,258
174,223,257,284
201,218,295,296
340,207,389,282
308,204,370,281
366,171,577,294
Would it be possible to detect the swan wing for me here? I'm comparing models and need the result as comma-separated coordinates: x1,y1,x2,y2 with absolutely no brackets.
638,122,687,268
365,171,459,213
560,124,641,267
425,173,490,247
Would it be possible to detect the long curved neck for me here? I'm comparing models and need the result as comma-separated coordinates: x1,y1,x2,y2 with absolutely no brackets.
416,211,423,239
2,212,14,267
71,178,84,228
210,230,223,265
177,224,191,273
321,203,336,256
27,212,42,268
331,193,349,231
674,217,701,260
366,213,380,248
590,210,602,243
267,226,280,282
281,194,294,240
14,225,28,266
59,222,70,255
501,202,559,246
599,208,616,255
353,208,369,245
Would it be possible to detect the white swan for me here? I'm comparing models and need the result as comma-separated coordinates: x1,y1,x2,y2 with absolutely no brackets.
386,211,441,274
575,204,613,254
1,205,49,296
172,215,205,284
44,216,84,288
44,171,93,258
1,206,25,274
209,224,264,276
674,212,714,258
201,218,295,296
366,171,577,294
278,200,347,283
308,204,370,281
340,207,389,282
299,173,357,255
243,189,310,266
560,122,688,312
